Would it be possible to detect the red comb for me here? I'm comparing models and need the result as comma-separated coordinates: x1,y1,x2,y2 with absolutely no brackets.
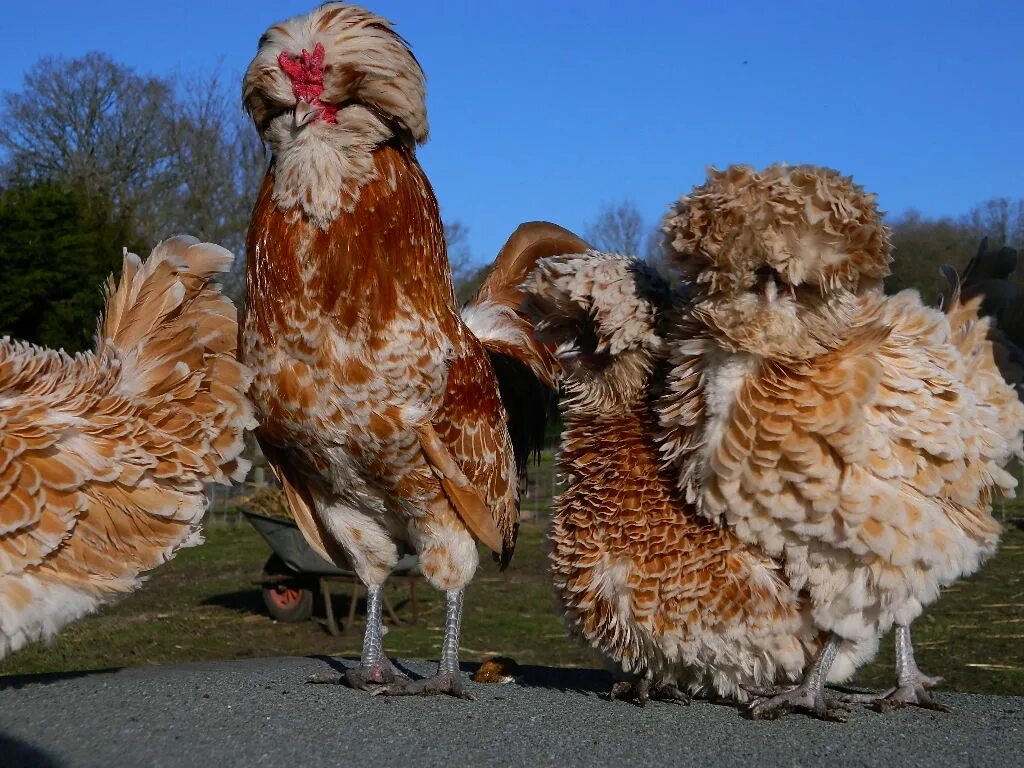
277,42,336,123
278,42,326,103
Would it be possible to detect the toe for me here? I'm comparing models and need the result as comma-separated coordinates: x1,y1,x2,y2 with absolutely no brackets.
743,684,791,699
305,673,344,685
608,681,633,701
371,673,475,700
655,685,691,706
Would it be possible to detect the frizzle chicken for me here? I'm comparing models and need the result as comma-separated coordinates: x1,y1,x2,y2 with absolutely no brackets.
657,164,1024,718
522,251,874,706
0,237,254,658
241,3,583,697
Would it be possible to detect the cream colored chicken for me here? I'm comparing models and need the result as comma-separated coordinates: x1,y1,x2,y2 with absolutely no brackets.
657,164,1024,718
0,237,254,658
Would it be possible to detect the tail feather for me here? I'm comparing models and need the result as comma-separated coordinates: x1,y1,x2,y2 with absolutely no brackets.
0,236,255,659
462,222,591,475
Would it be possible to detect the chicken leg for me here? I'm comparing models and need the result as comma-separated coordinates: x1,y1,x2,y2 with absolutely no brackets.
307,584,401,689
747,633,847,721
841,624,949,712
373,588,473,699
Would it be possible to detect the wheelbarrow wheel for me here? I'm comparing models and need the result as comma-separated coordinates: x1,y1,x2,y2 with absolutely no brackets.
261,554,314,622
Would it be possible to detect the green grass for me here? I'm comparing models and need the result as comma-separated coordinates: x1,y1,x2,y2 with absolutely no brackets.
2,519,1022,696
852,526,1024,696
0,519,596,678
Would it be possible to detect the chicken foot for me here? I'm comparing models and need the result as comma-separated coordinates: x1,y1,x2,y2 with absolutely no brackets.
746,633,848,721
608,676,691,707
373,588,473,699
307,584,401,689
840,624,949,713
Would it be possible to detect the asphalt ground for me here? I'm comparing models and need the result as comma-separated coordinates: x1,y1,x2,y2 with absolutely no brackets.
1,656,1021,768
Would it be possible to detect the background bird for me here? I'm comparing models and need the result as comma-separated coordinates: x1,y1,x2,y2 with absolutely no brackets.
0,236,254,659
947,237,1023,401
657,164,1024,719
241,3,583,697
522,251,867,706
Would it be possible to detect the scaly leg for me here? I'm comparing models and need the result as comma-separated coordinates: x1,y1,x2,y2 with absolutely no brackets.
874,624,949,712
307,584,400,689
374,588,473,699
746,634,847,721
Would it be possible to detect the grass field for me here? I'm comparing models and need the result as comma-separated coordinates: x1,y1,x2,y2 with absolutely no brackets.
2,515,1022,696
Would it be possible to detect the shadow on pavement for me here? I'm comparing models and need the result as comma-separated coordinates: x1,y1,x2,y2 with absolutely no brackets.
303,654,614,695
0,732,62,767
512,663,613,696
0,666,123,691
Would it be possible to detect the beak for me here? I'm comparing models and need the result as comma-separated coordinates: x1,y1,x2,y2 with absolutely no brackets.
293,99,322,128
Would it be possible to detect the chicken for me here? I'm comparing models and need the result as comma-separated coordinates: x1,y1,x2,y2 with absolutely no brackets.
522,251,874,709
0,236,254,658
240,3,584,697
950,237,1023,401
657,164,1024,718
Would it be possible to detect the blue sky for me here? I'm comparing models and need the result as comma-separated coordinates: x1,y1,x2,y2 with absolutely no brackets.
2,1,1021,264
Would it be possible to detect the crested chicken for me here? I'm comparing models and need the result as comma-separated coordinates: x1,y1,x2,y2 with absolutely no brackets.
241,2,585,697
522,251,875,707
0,236,254,658
657,164,1024,718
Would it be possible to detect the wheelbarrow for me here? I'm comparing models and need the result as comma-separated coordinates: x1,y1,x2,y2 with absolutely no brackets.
242,509,421,635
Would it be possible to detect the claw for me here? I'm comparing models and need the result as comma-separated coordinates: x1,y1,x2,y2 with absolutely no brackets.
652,683,691,706
747,683,847,723
306,673,344,685
847,625,950,714
307,661,399,691
872,683,951,714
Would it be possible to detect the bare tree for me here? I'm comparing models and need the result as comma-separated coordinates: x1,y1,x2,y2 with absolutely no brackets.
444,219,488,304
584,201,646,256
0,53,174,222
0,53,267,301
445,220,472,283
884,200,1024,300
961,198,1024,252
159,69,268,299
585,201,680,281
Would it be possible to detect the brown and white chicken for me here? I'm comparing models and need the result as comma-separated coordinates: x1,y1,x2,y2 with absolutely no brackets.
657,164,1024,717
521,251,877,706
0,236,254,658
241,3,584,697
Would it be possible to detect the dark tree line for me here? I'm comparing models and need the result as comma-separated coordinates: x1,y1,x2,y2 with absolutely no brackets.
0,183,146,352
0,53,265,351
886,200,1023,298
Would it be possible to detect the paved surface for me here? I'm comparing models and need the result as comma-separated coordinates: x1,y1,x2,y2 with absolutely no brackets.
1,656,1021,767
